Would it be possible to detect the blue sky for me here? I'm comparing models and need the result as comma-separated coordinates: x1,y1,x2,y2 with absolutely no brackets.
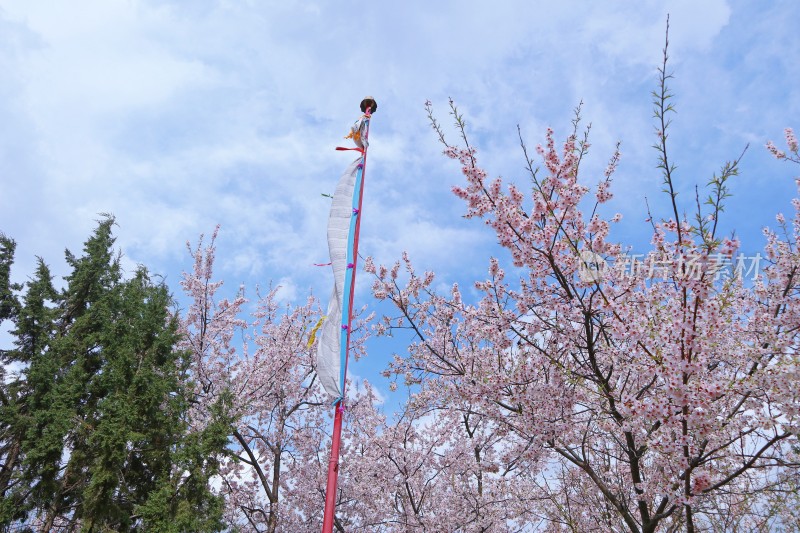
1,1,798,404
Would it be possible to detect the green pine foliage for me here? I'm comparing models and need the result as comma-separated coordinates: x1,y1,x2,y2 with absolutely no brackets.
0,233,25,524
0,234,19,324
0,217,228,532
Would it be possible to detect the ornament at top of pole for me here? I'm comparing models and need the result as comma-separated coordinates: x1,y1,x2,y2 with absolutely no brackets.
360,96,377,115
342,97,376,149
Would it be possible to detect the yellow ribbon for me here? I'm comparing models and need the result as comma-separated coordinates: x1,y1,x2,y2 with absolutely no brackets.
307,316,326,348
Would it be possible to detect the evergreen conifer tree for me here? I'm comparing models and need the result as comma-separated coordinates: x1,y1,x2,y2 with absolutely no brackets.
0,217,228,532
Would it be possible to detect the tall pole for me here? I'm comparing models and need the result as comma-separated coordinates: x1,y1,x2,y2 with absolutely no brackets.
321,97,375,533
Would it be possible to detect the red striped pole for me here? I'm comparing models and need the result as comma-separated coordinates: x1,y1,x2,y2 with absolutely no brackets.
321,98,375,533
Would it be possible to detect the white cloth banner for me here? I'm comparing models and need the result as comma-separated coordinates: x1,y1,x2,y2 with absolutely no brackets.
316,158,361,398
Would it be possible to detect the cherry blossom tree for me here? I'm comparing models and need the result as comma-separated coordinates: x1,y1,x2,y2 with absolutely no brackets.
360,400,542,532
178,209,542,533
281,381,390,532
367,47,799,533
180,228,401,533
286,378,542,533
180,228,332,532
